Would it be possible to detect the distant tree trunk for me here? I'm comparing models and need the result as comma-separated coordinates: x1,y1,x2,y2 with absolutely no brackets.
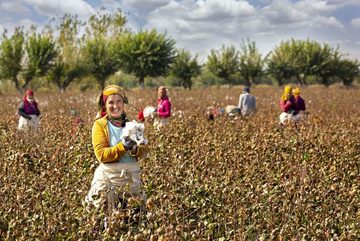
139,76,145,88
21,76,32,91
12,76,22,94
98,78,106,90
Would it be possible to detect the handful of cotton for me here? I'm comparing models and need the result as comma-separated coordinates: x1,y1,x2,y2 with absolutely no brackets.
122,120,148,145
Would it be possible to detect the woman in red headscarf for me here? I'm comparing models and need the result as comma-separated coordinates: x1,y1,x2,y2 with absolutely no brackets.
17,89,41,131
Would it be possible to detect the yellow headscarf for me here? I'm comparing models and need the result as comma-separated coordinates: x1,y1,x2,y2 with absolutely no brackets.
280,85,292,101
293,87,300,97
96,85,128,118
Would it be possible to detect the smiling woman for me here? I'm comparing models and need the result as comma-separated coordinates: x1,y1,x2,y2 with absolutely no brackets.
85,85,145,211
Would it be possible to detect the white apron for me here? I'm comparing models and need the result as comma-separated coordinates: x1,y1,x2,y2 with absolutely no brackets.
18,115,40,131
85,161,141,209
279,112,301,125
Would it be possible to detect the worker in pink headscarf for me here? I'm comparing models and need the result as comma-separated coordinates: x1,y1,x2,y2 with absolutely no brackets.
17,89,41,131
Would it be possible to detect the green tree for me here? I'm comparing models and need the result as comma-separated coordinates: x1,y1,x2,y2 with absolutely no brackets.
206,45,239,84
48,14,86,92
170,49,201,89
82,37,119,90
23,28,58,89
239,39,266,86
312,44,339,86
82,9,127,89
116,30,176,87
337,58,360,86
86,8,127,38
0,27,25,93
267,41,295,86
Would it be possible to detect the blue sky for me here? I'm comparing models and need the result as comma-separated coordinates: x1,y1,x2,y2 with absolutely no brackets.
1,0,360,62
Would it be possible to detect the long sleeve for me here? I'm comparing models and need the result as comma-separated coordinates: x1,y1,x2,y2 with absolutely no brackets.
297,97,306,111
18,102,31,119
35,105,40,116
92,120,127,163
280,100,292,112
238,94,244,110
158,99,171,118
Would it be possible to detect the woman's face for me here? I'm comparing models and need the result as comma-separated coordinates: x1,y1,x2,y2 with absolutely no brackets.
158,87,166,99
105,94,124,118
27,94,34,102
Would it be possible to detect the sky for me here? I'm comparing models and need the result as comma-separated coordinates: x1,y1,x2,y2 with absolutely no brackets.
1,0,360,63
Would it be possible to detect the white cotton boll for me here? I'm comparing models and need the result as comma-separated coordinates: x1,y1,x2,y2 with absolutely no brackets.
225,105,237,114
122,120,148,145
143,106,156,118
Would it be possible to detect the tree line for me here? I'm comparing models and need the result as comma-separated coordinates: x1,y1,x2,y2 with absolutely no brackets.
0,9,359,93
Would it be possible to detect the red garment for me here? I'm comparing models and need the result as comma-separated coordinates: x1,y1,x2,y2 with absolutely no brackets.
137,110,145,122
23,90,40,116
279,96,299,114
157,96,171,118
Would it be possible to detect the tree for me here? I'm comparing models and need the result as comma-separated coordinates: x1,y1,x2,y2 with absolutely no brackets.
22,28,58,89
82,9,127,90
337,58,360,86
312,44,339,86
239,39,266,86
82,37,120,90
0,27,25,93
267,41,295,86
206,45,239,85
116,30,176,88
48,14,86,92
170,49,201,89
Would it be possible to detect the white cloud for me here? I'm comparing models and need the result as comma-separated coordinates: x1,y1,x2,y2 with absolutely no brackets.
350,18,360,28
123,0,171,12
1,0,359,61
190,0,256,21
327,0,360,7
0,18,40,34
23,0,95,18
0,0,29,13
295,0,337,14
143,0,357,61
310,16,343,29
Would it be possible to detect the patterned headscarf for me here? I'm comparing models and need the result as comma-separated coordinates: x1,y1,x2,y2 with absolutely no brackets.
280,85,292,101
96,85,128,118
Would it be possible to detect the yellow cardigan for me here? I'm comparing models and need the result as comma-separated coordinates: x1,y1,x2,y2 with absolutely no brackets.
92,116,127,163
92,116,148,163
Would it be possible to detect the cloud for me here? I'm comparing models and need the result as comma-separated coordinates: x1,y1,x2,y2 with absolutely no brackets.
146,0,345,53
327,0,360,7
0,18,40,34
189,0,256,21
23,0,95,18
0,0,29,13
350,18,360,28
123,0,171,12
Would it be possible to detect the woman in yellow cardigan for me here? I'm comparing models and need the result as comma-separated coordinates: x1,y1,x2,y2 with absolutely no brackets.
85,85,144,210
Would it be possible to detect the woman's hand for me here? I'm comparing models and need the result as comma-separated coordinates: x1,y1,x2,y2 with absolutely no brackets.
122,138,137,151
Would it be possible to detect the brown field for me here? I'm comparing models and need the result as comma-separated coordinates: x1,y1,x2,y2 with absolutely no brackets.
1,86,359,240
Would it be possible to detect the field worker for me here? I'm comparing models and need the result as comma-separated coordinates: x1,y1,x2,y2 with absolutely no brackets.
17,89,41,131
293,87,306,112
86,85,146,210
237,87,256,117
279,85,300,126
153,86,171,130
